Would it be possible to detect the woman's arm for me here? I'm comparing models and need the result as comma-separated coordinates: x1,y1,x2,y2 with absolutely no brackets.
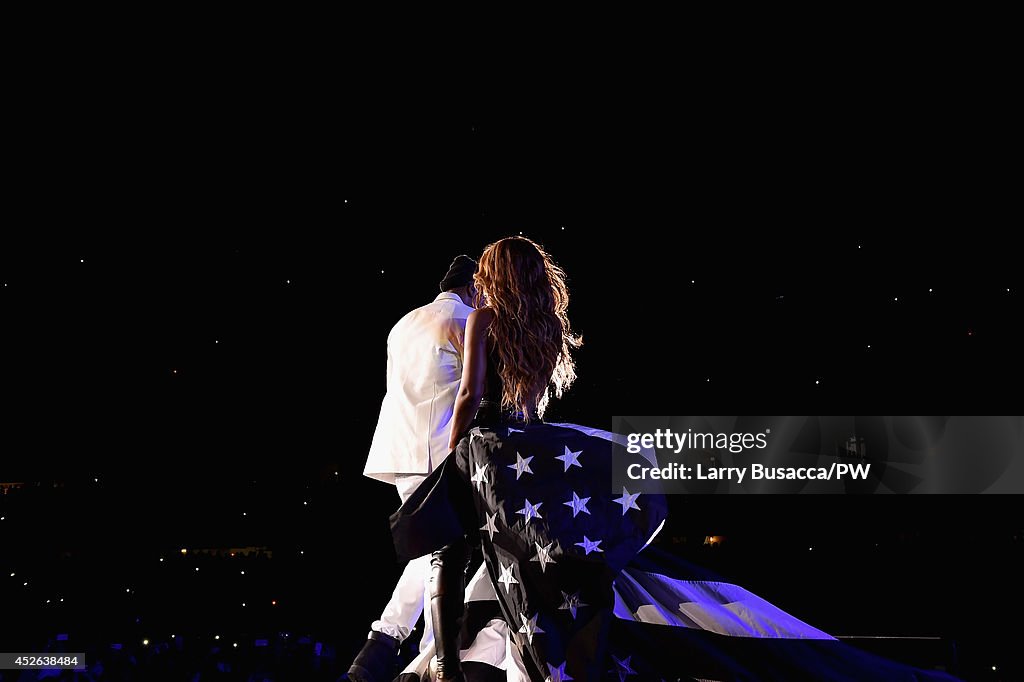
448,307,494,449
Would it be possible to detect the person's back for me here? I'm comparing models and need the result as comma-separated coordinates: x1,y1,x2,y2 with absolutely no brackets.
348,254,478,682
364,292,472,483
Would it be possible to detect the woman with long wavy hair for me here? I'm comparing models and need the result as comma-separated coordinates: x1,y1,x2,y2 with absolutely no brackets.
388,238,956,682
391,237,667,681
447,236,582,445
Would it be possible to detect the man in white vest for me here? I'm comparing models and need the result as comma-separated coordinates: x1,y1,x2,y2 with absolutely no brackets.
347,255,477,682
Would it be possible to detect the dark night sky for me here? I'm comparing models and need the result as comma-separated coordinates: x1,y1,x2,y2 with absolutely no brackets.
3,90,1020,484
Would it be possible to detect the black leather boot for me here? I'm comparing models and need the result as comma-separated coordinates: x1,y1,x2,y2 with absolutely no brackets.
429,539,471,681
345,630,400,682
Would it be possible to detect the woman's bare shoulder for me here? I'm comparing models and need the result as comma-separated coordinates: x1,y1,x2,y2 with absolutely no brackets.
468,306,496,330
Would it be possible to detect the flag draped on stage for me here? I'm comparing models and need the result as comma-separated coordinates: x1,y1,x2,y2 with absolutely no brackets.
391,422,961,681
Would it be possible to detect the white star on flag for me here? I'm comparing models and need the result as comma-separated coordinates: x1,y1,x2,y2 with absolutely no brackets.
613,487,641,515
470,462,489,491
518,612,546,645
575,535,603,555
559,590,588,619
546,661,574,682
610,654,638,681
555,446,583,472
530,542,557,573
507,452,535,480
563,491,591,518
516,498,543,525
480,512,499,541
497,561,519,594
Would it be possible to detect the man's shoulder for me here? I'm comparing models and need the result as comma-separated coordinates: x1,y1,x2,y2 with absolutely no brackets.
394,297,471,329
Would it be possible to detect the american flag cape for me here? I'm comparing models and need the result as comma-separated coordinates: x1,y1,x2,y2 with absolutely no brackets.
391,422,961,682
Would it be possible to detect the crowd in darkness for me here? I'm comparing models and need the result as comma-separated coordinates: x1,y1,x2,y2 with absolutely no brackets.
3,482,1022,680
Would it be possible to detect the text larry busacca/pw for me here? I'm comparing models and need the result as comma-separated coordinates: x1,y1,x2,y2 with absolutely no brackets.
625,461,872,483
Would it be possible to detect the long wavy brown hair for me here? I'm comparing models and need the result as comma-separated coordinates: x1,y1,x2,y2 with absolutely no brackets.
474,236,582,419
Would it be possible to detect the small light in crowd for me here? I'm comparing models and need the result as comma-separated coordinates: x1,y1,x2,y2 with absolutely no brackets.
233,643,238,648
815,380,820,385
126,588,131,593
95,478,99,483
143,639,149,646
928,288,933,293
303,501,308,506
24,582,28,586
80,259,85,263
159,558,164,562
60,598,64,602
242,603,246,607
241,570,245,575
893,297,898,302
46,599,50,603
9,573,14,577
809,547,813,551
300,551,304,555
195,567,200,572
992,666,997,671
181,548,187,554
215,635,220,640
272,600,277,606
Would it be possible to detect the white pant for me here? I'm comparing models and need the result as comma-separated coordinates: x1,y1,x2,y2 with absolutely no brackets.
369,474,433,652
